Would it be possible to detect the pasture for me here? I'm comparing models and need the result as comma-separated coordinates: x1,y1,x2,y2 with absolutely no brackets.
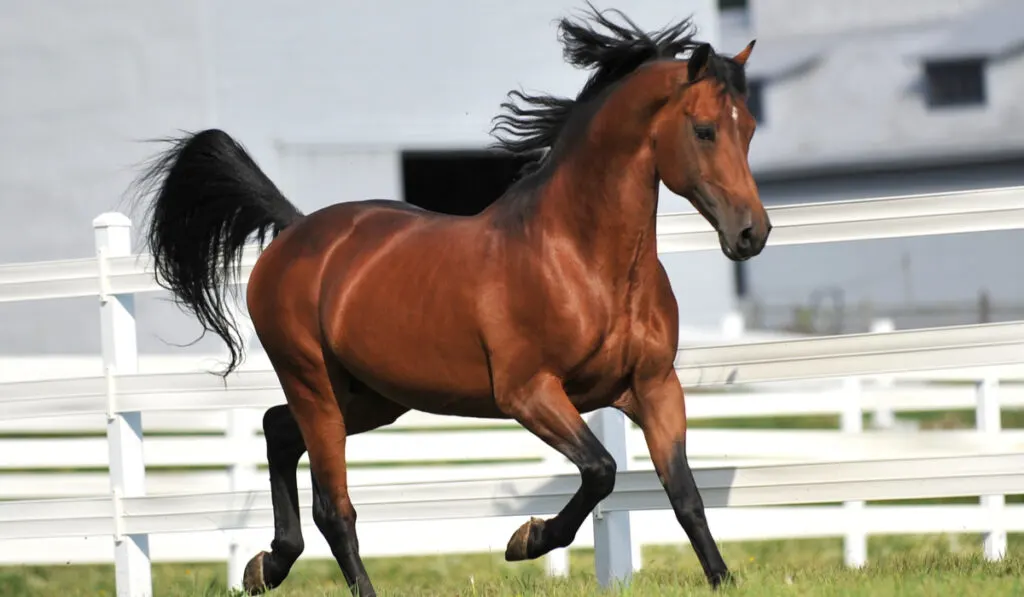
5,535,1024,596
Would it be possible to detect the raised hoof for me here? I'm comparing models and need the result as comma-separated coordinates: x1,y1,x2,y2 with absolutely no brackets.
242,551,271,595
504,517,546,561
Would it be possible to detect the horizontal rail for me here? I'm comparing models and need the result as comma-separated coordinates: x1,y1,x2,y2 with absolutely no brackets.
676,321,1024,386
657,185,1024,252
1,323,1021,420
1,453,1020,540
3,382,1023,433
4,429,1022,470
3,186,1024,303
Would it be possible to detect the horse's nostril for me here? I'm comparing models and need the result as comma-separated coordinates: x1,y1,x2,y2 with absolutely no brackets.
737,226,754,249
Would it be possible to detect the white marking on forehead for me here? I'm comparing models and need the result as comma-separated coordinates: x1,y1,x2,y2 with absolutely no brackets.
731,105,739,122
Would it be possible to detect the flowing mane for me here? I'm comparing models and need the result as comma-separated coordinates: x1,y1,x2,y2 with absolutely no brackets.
489,4,749,179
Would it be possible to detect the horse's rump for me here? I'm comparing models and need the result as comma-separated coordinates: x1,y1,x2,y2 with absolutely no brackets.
252,200,498,413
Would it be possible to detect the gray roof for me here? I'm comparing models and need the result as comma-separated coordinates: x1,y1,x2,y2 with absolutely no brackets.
743,37,825,80
915,0,1024,61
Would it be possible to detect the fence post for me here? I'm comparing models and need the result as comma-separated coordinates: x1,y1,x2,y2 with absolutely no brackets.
544,543,569,577
721,311,745,340
867,319,896,430
95,213,151,597
840,376,867,568
976,376,1006,561
227,409,260,589
588,408,632,588
210,299,262,589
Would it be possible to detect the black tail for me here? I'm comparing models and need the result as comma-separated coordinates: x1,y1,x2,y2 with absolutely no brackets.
129,129,304,376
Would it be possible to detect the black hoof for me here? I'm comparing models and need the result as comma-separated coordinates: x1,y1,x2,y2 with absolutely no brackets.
709,569,735,590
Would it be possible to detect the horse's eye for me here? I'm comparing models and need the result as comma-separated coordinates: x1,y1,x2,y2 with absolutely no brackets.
694,124,716,142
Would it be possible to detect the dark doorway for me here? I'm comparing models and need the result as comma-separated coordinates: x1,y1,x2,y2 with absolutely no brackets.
401,150,536,216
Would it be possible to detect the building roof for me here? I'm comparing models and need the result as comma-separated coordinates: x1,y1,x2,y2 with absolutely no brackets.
915,0,1024,61
742,36,824,81
720,0,1024,179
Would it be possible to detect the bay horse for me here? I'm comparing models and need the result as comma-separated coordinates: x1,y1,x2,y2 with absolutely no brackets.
132,7,766,596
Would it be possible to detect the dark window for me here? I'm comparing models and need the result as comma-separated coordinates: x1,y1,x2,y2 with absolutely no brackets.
718,0,748,9
401,150,535,216
746,79,765,124
924,59,986,108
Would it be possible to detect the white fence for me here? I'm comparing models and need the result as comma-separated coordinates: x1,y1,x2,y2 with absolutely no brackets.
1,186,1024,597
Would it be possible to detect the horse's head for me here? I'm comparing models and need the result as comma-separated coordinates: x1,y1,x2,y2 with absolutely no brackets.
652,41,770,261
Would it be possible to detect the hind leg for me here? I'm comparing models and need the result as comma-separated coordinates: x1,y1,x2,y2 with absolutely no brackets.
297,383,374,595
242,405,306,594
243,393,408,595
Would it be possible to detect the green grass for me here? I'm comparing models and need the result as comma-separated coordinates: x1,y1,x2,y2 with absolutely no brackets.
5,534,1024,596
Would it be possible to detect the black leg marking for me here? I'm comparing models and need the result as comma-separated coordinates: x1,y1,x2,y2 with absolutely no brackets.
311,474,376,597
665,441,730,588
243,405,307,594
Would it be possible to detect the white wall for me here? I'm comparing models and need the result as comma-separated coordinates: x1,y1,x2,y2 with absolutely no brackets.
0,0,212,355
276,143,403,211
0,0,209,262
207,0,719,149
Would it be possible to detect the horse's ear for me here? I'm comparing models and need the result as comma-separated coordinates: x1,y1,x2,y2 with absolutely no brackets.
732,39,756,67
687,43,713,81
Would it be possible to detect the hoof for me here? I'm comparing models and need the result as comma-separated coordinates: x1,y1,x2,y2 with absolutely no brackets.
504,517,545,561
709,569,734,590
242,551,270,595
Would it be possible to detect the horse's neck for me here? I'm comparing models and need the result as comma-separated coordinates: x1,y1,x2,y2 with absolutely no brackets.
538,148,660,281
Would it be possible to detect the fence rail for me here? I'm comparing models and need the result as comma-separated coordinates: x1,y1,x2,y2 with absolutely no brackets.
1,186,1024,597
3,320,1023,423
4,453,1023,540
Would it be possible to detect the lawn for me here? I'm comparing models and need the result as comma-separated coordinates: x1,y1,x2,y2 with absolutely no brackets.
4,534,1024,597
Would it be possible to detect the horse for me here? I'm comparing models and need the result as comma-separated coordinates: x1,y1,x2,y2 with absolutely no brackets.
130,7,766,596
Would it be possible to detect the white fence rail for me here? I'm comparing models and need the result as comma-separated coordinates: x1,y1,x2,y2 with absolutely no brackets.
1,186,1023,597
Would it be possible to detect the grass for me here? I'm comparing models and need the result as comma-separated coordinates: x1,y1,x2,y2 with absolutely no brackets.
5,534,1024,596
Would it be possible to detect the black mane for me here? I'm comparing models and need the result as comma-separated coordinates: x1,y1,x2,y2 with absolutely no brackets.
489,4,746,175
